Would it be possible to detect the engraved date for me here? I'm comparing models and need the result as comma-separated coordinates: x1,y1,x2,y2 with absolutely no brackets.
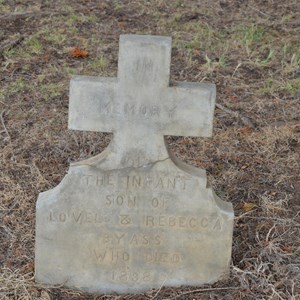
111,270,152,283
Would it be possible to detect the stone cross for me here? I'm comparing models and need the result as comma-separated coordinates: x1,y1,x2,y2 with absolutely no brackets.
68,35,215,167
35,35,234,294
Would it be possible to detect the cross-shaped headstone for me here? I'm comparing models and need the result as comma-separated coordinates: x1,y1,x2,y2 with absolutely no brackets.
69,35,216,166
35,35,234,294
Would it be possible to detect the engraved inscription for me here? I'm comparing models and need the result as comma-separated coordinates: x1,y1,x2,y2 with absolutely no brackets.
100,233,161,246
121,152,152,167
150,197,168,208
135,57,155,83
144,251,183,264
100,100,113,114
119,214,132,225
144,215,223,231
111,270,152,283
94,248,183,266
106,194,137,208
49,210,108,224
164,105,176,118
128,234,161,246
83,174,115,187
49,210,223,231
126,175,187,191
82,174,189,191
94,98,176,119
94,249,130,264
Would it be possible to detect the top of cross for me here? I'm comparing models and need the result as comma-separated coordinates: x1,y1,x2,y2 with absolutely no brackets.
118,35,172,89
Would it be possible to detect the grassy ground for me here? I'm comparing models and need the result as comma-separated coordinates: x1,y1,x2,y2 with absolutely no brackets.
1,0,300,299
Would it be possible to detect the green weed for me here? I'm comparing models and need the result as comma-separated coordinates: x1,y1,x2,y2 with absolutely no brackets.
183,23,216,44
69,14,79,22
63,13,81,26
85,15,98,23
172,0,184,8
256,49,275,65
3,48,18,59
281,14,294,22
201,54,226,72
290,53,300,67
283,79,300,94
282,44,300,73
259,78,300,96
235,24,265,55
0,93,4,104
258,78,275,95
113,3,125,12
45,32,67,45
184,39,199,51
39,82,65,99
0,1,10,12
65,67,77,77
25,36,42,55
89,56,108,72
7,78,27,95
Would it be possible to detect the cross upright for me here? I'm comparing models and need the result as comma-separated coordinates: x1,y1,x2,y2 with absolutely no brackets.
69,35,216,166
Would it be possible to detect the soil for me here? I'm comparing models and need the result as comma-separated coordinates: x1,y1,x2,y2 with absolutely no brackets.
0,0,300,299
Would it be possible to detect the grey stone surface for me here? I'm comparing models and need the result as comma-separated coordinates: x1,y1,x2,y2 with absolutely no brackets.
35,34,234,294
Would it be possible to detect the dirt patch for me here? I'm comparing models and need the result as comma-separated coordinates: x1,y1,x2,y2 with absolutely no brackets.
1,0,300,299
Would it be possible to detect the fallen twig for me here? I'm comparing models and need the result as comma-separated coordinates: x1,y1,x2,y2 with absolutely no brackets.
0,110,11,141
0,10,68,20
150,277,167,299
248,5,272,17
169,286,240,299
232,62,242,77
216,103,256,128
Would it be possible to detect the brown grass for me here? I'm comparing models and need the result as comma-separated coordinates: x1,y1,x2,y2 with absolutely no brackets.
1,0,300,299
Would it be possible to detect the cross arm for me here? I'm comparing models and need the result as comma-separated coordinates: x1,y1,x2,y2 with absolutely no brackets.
69,76,216,137
68,76,117,133
164,82,216,137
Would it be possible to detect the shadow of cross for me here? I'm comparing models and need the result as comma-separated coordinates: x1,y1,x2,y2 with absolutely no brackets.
69,35,216,167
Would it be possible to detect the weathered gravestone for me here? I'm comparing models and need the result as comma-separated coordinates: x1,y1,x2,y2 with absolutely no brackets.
35,35,234,293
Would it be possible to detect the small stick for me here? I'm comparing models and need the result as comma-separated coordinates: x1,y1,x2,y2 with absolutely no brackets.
216,103,255,128
0,11,68,20
216,103,238,117
150,278,167,299
232,62,242,77
0,110,11,141
170,286,240,299
32,161,49,184
248,5,271,17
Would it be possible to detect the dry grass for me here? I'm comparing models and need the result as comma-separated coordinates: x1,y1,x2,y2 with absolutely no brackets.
1,0,300,299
